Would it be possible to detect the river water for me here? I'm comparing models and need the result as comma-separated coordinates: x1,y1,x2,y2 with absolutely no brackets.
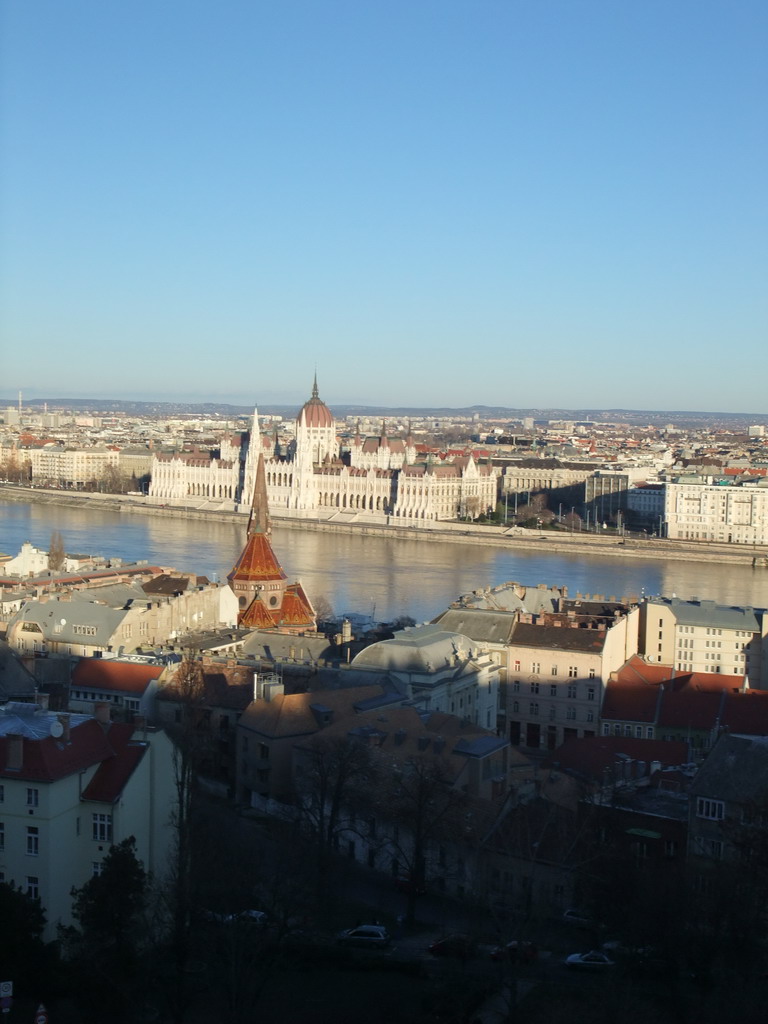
1,500,766,623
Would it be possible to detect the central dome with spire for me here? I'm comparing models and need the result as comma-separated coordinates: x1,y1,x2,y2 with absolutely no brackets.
297,374,334,429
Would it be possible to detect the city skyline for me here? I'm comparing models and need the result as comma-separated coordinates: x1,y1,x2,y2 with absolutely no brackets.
1,1,766,413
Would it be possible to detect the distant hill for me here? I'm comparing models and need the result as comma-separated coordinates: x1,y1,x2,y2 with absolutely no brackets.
10,398,767,430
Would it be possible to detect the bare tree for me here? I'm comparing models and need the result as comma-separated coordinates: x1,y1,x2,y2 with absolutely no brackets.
385,756,468,926
48,530,66,571
295,735,376,896
100,463,127,494
312,594,335,624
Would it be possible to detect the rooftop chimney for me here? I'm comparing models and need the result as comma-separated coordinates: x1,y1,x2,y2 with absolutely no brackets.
94,702,111,727
7,733,23,771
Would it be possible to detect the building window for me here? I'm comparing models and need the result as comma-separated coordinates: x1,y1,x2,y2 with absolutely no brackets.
512,680,520,693
549,706,556,720
587,687,595,701
0,785,4,802
26,876,39,900
588,668,596,679
567,684,577,699
529,703,539,716
602,724,610,736
258,743,269,760
92,813,113,842
646,727,654,739
0,822,4,850
586,711,594,722
566,708,576,721
696,798,724,821
26,826,39,856
92,862,104,877
26,788,39,808
551,666,558,676
512,701,519,713
665,840,677,859
549,684,557,696
531,662,540,674
530,682,539,694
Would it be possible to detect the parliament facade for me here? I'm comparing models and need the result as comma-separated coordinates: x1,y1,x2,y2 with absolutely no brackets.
149,379,498,522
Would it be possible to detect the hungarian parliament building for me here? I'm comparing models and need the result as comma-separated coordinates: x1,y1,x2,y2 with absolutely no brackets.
148,379,498,522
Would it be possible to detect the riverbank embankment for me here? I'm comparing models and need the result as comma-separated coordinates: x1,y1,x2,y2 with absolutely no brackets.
2,484,767,568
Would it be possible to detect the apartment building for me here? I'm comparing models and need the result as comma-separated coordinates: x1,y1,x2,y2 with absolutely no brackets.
0,701,176,940
664,476,768,544
639,597,767,687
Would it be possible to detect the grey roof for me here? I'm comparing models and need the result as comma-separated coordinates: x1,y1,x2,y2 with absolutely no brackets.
453,734,509,758
453,581,563,614
77,582,149,609
350,624,478,675
0,701,91,739
510,621,607,653
0,641,36,701
649,597,764,631
689,733,768,803
432,608,517,645
240,630,335,662
12,596,129,646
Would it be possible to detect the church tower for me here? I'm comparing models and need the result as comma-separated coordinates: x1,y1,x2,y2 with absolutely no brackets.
227,453,316,632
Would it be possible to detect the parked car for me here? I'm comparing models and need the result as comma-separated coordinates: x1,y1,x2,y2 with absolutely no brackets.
490,940,538,964
227,909,268,926
337,924,391,948
565,951,616,970
562,908,594,928
428,935,477,960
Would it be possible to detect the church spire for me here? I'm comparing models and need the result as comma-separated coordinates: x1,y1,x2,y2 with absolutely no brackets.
312,371,319,399
248,452,271,538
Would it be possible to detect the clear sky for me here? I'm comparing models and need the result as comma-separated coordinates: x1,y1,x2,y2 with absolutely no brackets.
1,1,766,413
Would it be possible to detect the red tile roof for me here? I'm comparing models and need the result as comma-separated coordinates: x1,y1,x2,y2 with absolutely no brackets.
0,719,141,793
72,659,163,694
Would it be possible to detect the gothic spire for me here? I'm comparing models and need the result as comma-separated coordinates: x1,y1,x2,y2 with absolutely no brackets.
248,452,271,538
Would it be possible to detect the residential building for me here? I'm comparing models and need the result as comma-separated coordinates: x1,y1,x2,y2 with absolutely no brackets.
688,733,768,870
639,597,767,686
0,700,176,940
69,657,169,720
664,476,768,544
599,655,768,754
6,577,238,659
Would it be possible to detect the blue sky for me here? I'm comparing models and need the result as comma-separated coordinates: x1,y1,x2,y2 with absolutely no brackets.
1,1,766,412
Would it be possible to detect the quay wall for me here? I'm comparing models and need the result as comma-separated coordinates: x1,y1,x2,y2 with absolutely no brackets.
2,484,766,568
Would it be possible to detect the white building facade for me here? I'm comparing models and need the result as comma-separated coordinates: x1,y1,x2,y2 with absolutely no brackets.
149,380,498,522
664,477,768,544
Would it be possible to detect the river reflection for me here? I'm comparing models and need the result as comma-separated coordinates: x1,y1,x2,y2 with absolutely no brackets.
1,500,765,623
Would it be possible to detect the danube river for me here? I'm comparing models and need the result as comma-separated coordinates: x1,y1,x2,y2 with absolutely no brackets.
1,500,766,623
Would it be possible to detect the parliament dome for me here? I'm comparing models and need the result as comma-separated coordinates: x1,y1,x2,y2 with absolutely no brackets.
298,377,334,429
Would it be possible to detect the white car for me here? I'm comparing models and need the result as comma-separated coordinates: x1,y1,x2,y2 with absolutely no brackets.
565,951,616,969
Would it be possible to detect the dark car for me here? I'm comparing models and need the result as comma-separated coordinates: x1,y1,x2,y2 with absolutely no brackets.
337,925,391,948
565,951,616,970
428,935,477,960
490,940,538,964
